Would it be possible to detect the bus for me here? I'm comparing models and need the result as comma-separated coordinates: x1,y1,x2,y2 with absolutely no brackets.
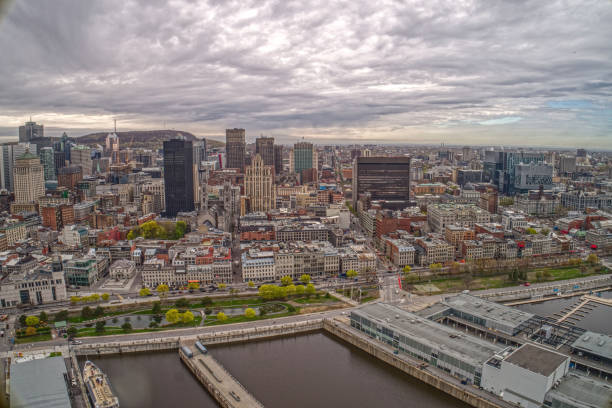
195,341,208,355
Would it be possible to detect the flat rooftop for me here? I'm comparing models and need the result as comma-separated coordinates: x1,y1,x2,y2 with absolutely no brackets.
443,294,534,330
504,344,568,377
352,303,504,368
10,357,71,408
571,331,612,360
546,372,612,408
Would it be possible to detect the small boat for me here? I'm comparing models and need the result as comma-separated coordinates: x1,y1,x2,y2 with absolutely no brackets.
83,361,120,408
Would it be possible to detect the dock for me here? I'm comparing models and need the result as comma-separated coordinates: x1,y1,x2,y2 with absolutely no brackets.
556,295,612,323
179,339,264,408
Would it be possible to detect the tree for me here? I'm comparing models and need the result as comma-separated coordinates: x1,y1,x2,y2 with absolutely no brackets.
139,287,151,297
286,284,297,296
156,284,169,297
175,298,190,308
526,227,537,235
38,311,48,323
218,283,227,290
188,282,200,291
295,285,305,296
305,283,316,297
54,310,69,322
540,229,550,236
126,230,135,240
462,272,473,289
89,293,100,302
200,297,213,307
19,314,27,327
273,285,287,299
217,312,228,322
586,254,599,266
165,309,181,324
259,284,275,300
152,301,162,315
121,322,132,332
70,296,80,305
25,326,37,336
346,269,358,279
281,275,293,286
300,274,311,284
95,320,106,333
67,326,77,338
93,306,105,318
429,263,443,272
244,308,256,318
248,281,255,288
25,316,39,327
181,311,195,324
535,271,544,282
402,265,412,276
102,293,110,301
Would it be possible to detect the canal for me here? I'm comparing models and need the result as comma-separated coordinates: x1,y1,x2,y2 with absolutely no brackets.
83,332,470,408
513,290,611,334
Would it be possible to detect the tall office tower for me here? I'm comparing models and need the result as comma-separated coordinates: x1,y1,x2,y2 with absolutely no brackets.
352,157,411,207
361,148,372,157
462,146,473,161
13,151,45,203
255,136,275,167
60,132,71,162
558,155,576,175
40,147,56,181
193,139,207,165
57,166,83,190
225,128,246,171
163,139,194,217
70,145,93,176
274,145,283,175
292,142,316,174
0,142,37,191
576,148,587,158
244,154,275,213
19,120,44,143
105,132,120,163
483,151,548,194
54,151,66,172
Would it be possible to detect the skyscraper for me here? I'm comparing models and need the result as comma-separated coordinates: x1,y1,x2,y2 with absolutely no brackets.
40,147,56,181
70,145,93,176
274,145,283,175
19,121,44,143
352,156,411,207
13,151,45,204
255,136,275,167
163,139,194,217
225,128,246,171
292,142,316,174
244,154,275,213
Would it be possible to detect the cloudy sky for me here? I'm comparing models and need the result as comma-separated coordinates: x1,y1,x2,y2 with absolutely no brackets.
0,0,611,147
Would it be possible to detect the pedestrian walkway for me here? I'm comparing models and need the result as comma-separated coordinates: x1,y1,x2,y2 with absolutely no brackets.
332,290,359,306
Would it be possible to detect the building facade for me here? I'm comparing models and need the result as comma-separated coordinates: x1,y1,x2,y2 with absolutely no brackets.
244,154,275,214
225,128,246,171
163,138,195,217
352,156,411,206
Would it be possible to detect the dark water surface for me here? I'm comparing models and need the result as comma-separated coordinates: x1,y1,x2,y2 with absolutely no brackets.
84,332,470,408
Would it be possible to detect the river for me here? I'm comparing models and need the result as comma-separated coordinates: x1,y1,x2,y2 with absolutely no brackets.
82,332,470,408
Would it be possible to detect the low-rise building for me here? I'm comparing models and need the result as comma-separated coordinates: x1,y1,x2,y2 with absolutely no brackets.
64,257,109,287
0,265,67,308
109,259,136,280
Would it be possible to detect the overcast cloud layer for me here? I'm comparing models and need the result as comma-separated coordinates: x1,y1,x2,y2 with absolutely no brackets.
0,0,611,147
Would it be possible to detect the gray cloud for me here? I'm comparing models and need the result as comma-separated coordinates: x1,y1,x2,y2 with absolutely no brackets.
0,0,611,147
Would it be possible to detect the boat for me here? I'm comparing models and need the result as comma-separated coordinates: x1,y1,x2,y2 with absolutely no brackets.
83,360,120,408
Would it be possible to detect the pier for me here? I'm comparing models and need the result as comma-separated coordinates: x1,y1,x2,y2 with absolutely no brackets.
556,295,612,323
179,339,264,408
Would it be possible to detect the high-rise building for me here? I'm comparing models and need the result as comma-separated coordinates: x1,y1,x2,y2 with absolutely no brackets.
225,128,246,171
105,132,120,163
255,136,275,167
39,147,56,181
57,166,83,190
54,151,66,172
163,139,194,217
0,142,37,191
576,148,587,158
462,146,473,161
13,151,44,204
244,154,275,214
292,142,316,175
483,151,547,194
558,155,576,175
70,145,93,176
274,145,283,175
352,157,411,206
19,121,44,143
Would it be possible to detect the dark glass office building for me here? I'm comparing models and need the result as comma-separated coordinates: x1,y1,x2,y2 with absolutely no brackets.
163,139,194,217
352,156,411,206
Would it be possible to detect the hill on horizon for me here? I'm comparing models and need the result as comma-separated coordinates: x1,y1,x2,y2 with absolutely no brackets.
77,130,224,149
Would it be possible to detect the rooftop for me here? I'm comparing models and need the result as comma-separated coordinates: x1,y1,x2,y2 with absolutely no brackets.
10,357,71,408
504,343,568,377
546,372,612,408
443,294,534,330
571,331,612,360
352,303,503,367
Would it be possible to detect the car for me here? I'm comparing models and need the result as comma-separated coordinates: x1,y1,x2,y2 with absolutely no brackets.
524,282,531,286
70,340,83,345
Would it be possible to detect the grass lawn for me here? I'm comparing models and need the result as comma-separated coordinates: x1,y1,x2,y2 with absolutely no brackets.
15,333,52,344
205,309,299,326
293,295,338,304
68,309,132,323
73,315,203,338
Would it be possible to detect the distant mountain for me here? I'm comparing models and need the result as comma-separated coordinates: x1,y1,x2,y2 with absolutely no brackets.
77,130,224,149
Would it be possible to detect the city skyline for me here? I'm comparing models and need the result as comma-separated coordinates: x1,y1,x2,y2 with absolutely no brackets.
0,1,611,148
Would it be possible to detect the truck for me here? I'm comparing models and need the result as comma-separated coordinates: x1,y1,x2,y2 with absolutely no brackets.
181,345,193,358
195,341,208,354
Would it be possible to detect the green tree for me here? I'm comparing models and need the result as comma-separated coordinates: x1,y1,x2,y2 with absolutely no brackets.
280,275,293,286
93,306,105,318
287,304,296,313
139,287,151,297
175,298,190,308
526,227,537,235
286,284,297,296
25,326,37,336
38,311,48,323
248,281,255,288
305,283,316,297
81,307,93,320
218,283,226,290
259,284,275,300
89,293,100,302
402,265,412,276
295,285,305,296
217,312,228,322
25,316,40,327
200,297,213,307
244,308,256,318
156,284,169,297
126,230,135,240
54,310,69,322
273,285,287,299
152,301,162,315
95,320,106,333
188,282,200,291
300,274,311,284
70,296,81,305
586,254,599,266
346,269,358,279
67,326,77,338
121,322,132,332
165,309,181,324
101,293,110,301
181,311,195,324
19,314,27,326
405,273,418,283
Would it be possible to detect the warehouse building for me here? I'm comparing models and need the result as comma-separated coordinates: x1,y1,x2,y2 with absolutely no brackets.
350,303,504,385
544,372,612,408
10,357,71,408
570,331,612,366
